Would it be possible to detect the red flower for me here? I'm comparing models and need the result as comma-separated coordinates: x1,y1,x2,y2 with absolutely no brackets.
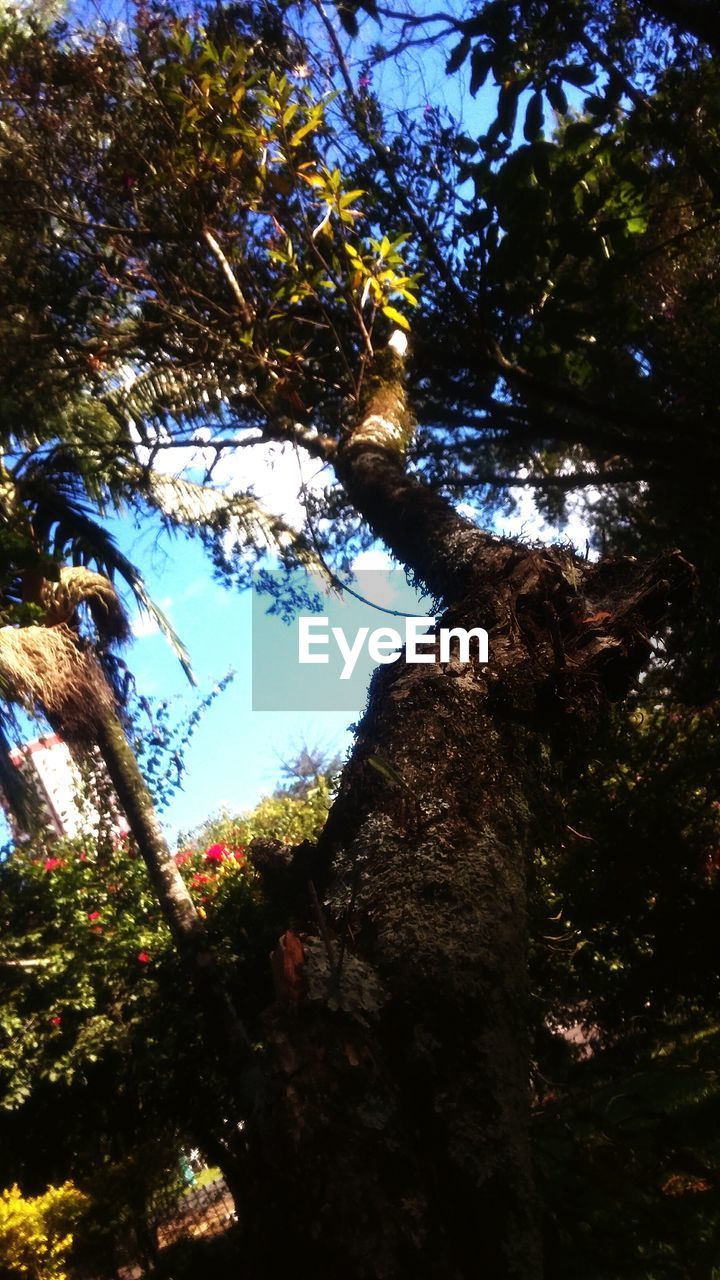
43,858,62,872
137,951,150,964
87,911,101,922
191,872,211,888
205,843,227,864
233,848,246,863
175,850,192,866
50,1015,62,1027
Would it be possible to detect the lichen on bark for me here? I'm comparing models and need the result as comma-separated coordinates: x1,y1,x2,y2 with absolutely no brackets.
343,339,415,459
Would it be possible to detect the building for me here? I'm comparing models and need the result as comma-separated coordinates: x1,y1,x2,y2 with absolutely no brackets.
1,733,128,841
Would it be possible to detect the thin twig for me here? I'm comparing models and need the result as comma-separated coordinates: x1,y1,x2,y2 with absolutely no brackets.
202,227,254,327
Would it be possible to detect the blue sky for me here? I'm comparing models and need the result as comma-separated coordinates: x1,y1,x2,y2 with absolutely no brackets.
108,514,358,841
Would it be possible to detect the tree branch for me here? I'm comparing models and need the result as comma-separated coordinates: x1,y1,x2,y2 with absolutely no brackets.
202,227,254,328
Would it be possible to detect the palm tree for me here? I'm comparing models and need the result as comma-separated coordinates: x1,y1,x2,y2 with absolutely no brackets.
0,464,257,1145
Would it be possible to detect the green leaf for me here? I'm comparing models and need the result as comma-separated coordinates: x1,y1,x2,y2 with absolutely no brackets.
470,48,492,97
560,63,595,87
367,754,409,790
290,119,320,146
546,80,569,115
584,93,608,117
497,82,521,140
381,304,410,330
524,91,544,143
446,35,471,75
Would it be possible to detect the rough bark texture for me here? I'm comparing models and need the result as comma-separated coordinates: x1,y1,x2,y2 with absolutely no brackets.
247,665,539,1278
238,345,690,1278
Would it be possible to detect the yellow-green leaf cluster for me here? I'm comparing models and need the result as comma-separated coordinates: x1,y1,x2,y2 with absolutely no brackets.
0,1181,88,1280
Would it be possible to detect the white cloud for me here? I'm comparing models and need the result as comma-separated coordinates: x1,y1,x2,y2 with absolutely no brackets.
212,439,329,531
131,610,160,639
495,483,597,558
352,548,394,571
129,410,331,537
130,596,173,639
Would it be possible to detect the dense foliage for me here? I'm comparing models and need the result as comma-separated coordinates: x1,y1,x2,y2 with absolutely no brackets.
0,1180,87,1280
529,694,720,1273
0,763,332,1265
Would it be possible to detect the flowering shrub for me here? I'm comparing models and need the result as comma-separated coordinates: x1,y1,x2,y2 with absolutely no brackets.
0,1181,88,1280
178,774,333,859
0,831,229,1267
0,832,167,1112
171,838,254,936
0,767,333,1258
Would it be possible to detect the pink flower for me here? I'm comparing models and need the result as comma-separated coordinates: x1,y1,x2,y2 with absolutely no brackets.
205,843,227,864
43,858,62,872
137,951,150,964
175,850,192,866
87,911,101,922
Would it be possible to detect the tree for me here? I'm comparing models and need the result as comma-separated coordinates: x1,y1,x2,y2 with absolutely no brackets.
0,1181,88,1280
0,2,717,1275
0,471,259,1179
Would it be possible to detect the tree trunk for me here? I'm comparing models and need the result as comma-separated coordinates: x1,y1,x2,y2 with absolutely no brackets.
239,342,688,1278
246,666,541,1278
94,709,205,958
0,721,39,835
93,705,259,1195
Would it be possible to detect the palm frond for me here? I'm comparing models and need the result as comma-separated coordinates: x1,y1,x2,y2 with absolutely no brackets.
104,362,244,439
125,576,196,686
10,468,195,683
41,566,130,645
146,472,324,574
0,717,39,835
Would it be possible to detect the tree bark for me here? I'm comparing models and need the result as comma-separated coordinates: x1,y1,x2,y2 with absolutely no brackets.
239,341,689,1279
